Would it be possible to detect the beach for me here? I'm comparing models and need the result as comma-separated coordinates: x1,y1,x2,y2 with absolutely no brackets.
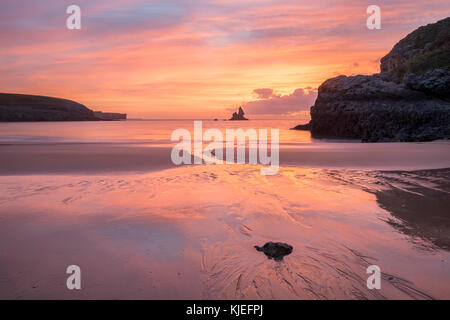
1,141,449,175
2,0,450,305
0,121,450,299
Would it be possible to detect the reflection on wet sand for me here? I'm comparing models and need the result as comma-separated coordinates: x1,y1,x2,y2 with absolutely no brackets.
324,169,450,251
374,170,450,251
0,165,449,299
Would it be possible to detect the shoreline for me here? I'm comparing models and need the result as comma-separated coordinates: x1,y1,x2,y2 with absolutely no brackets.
1,141,450,175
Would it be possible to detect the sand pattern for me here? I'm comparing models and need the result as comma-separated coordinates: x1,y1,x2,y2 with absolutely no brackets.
0,165,449,299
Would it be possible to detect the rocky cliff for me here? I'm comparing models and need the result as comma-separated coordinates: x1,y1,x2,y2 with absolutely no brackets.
0,93,126,122
93,111,127,121
380,17,450,87
294,17,450,142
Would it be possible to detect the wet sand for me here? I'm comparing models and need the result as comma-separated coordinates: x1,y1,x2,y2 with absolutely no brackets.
0,144,175,175
1,140,450,175
0,164,449,299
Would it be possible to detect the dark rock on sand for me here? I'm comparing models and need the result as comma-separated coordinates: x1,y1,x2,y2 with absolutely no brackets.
294,17,450,142
230,106,248,120
254,242,293,261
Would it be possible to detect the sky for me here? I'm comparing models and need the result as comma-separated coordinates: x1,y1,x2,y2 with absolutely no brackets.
1,0,449,119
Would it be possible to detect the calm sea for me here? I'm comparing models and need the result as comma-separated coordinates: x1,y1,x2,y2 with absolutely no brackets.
0,118,314,146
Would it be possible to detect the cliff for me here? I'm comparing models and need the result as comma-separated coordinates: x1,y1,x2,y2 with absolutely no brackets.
380,17,450,87
309,74,450,142
94,111,127,121
0,93,126,122
293,17,450,142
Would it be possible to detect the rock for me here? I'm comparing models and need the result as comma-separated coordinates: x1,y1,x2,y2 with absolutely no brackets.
254,242,293,261
309,74,450,142
0,93,98,122
93,111,127,120
230,106,248,120
380,17,450,83
291,122,311,131
403,69,450,98
294,17,450,142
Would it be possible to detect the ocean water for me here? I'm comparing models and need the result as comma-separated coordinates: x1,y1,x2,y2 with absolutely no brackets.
1,118,450,172
0,119,313,145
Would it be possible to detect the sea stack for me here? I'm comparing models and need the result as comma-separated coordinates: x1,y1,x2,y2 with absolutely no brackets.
230,106,248,120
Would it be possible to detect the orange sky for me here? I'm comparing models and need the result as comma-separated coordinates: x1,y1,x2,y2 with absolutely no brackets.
1,0,449,118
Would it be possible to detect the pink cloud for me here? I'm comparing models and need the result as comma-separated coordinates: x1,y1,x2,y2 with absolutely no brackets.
1,0,449,118
253,88,274,99
244,88,317,115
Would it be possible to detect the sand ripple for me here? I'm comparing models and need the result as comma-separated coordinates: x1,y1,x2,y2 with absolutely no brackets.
0,166,449,299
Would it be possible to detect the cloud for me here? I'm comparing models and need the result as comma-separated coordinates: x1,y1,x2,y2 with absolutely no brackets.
243,88,317,115
253,88,274,99
1,0,449,118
